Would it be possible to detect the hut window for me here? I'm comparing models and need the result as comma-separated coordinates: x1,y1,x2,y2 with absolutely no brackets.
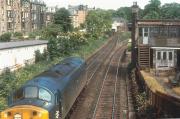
169,52,172,60
163,52,167,60
157,52,161,60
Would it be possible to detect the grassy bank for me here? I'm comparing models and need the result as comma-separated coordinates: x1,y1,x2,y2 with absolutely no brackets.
0,36,109,111
72,36,109,59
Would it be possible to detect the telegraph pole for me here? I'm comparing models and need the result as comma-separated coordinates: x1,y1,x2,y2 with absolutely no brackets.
131,2,139,67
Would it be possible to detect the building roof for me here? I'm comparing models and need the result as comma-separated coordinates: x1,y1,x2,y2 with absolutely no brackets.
0,40,48,50
112,17,126,22
138,19,180,26
68,5,88,16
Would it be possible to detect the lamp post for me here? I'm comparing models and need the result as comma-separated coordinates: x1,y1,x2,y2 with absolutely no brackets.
131,2,139,67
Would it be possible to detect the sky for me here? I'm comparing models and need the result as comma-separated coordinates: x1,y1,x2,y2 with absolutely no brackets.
43,0,180,10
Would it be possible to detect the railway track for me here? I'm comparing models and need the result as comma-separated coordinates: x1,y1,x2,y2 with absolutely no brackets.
68,35,118,119
69,34,132,119
86,36,118,84
91,45,127,119
85,36,114,65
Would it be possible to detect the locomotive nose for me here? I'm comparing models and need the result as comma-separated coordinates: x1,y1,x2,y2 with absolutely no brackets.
1,105,49,119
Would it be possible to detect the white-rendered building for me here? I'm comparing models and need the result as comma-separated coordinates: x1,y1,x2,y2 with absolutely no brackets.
0,40,48,72
112,18,127,32
112,21,121,32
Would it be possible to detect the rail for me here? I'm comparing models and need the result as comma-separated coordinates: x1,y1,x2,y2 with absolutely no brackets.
92,45,126,119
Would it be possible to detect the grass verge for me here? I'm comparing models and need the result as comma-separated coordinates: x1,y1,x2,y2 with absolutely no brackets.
140,71,166,94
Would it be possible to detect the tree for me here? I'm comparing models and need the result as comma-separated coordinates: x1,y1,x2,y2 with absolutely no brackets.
0,69,17,98
47,32,88,59
161,3,180,19
86,9,112,39
143,0,161,19
41,24,62,39
143,11,160,19
107,9,116,18
35,50,44,63
114,7,132,21
54,8,73,32
47,37,60,59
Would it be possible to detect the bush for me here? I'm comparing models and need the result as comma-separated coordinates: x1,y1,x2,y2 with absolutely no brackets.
127,43,131,51
47,32,88,59
48,37,60,60
41,24,62,39
29,32,36,39
35,50,44,63
121,32,131,40
0,32,11,42
43,49,49,61
0,68,17,98
13,32,23,37
29,32,40,39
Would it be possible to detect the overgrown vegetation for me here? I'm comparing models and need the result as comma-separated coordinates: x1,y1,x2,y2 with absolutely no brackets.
54,8,73,32
0,7,117,110
13,32,23,40
0,59,60,110
0,30,113,111
110,0,180,21
72,35,109,58
35,49,48,63
0,33,11,42
47,32,88,59
86,9,112,39
120,32,131,40
113,7,132,22
41,24,62,39
129,69,157,119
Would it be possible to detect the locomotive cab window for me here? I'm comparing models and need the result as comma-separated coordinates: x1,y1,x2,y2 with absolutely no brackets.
25,87,38,98
39,88,52,102
13,88,23,101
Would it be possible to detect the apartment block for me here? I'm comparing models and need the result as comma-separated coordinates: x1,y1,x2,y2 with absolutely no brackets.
45,6,56,26
0,0,52,35
68,5,89,28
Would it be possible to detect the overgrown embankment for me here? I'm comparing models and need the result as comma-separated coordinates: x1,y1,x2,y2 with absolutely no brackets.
129,69,157,119
0,34,109,111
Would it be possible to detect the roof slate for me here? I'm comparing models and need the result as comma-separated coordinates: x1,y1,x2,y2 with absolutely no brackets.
0,40,48,50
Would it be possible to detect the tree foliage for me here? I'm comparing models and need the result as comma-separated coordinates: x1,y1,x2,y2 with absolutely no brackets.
0,33,11,42
48,32,87,59
41,24,62,39
54,8,73,32
86,9,112,39
0,68,17,110
35,50,42,63
28,31,41,39
142,1,180,19
114,7,132,21
161,3,180,19
143,0,161,19
143,11,160,19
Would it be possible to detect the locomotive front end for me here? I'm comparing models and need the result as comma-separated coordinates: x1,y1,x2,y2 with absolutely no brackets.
1,105,49,119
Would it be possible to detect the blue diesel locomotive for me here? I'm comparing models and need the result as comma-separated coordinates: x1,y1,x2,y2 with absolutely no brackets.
1,57,87,119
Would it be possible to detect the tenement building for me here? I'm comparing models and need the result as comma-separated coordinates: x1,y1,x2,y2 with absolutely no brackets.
0,0,52,35
45,6,56,26
68,5,89,28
